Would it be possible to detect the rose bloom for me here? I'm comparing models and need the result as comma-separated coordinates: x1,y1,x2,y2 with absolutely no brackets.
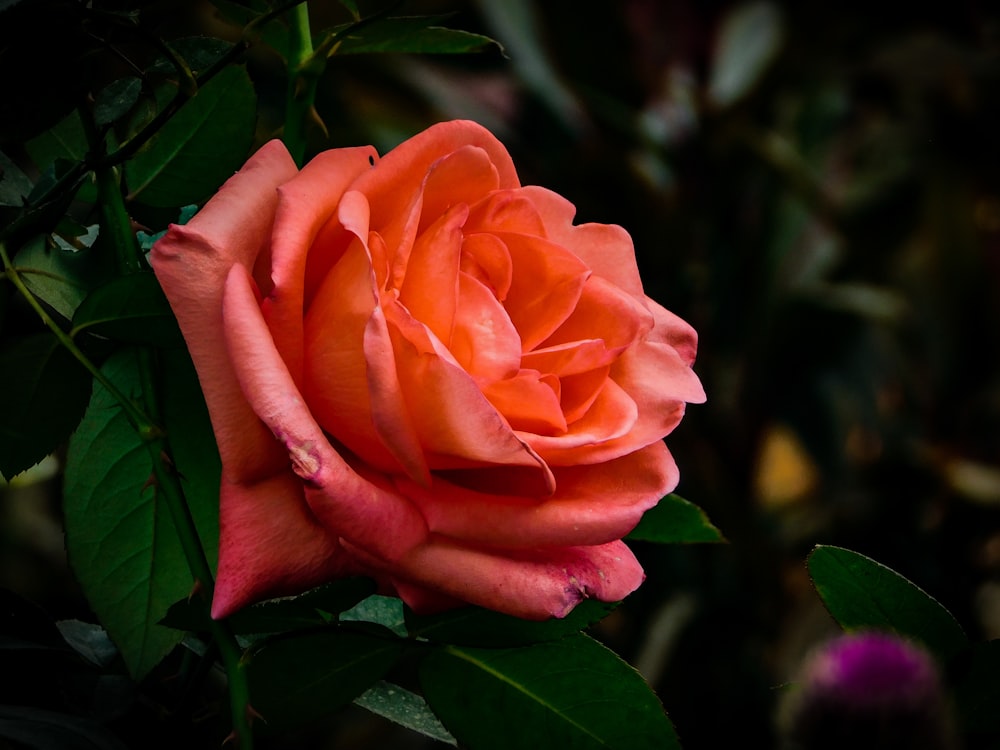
151,120,705,621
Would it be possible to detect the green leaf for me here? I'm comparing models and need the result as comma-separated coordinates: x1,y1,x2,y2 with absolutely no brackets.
325,17,501,56
247,629,403,730
146,37,234,76
421,633,680,750
55,620,119,668
125,65,256,208
407,599,616,648
63,350,189,679
162,578,375,635
627,493,725,544
0,150,32,206
159,347,221,570
94,77,142,127
71,272,182,347
24,111,96,202
354,680,457,746
807,545,968,661
15,234,108,321
0,333,91,479
25,110,87,166
340,594,408,637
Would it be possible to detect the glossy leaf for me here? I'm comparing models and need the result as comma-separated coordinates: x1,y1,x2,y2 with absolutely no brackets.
146,36,233,76
24,111,96,202
0,332,91,479
125,65,256,207
627,493,725,544
162,578,375,635
0,149,32,206
341,594,408,637
807,545,968,661
247,629,403,730
15,234,106,321
71,272,182,347
158,347,222,570
25,110,87,167
324,17,501,55
421,633,679,750
63,351,189,679
55,620,118,668
407,599,616,647
94,77,142,127
354,681,457,746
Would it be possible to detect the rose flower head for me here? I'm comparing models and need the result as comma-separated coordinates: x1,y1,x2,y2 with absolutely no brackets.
151,120,705,621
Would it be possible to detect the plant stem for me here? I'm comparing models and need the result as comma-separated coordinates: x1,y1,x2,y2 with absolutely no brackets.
90,113,257,749
0,240,150,433
284,1,322,166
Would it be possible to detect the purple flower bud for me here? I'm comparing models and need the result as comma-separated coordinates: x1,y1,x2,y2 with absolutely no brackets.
784,631,957,750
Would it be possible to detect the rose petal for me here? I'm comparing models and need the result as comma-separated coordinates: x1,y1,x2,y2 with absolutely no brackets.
223,264,429,563
352,121,520,285
647,297,700,367
151,140,299,482
262,146,377,384
540,274,653,359
212,473,357,619
481,370,566,435
528,339,702,466
460,232,513,300
522,377,639,462
303,212,429,482
449,271,522,383
418,145,500,235
496,232,590,350
383,297,553,485
397,441,675,548
398,203,468,345
519,185,646,300
466,190,547,236
558,365,612,424
347,538,645,620
521,339,608,377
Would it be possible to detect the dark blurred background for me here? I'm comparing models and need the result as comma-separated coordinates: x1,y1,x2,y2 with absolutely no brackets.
4,0,1000,747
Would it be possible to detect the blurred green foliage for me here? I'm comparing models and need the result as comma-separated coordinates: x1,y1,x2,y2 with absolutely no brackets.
3,0,1000,747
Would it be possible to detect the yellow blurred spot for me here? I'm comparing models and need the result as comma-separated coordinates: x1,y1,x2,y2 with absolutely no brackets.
755,424,819,508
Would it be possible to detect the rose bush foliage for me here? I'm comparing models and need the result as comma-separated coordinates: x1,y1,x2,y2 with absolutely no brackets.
151,120,705,620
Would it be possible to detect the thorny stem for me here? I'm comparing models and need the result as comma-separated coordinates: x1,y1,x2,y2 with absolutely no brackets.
87,108,256,748
283,2,320,166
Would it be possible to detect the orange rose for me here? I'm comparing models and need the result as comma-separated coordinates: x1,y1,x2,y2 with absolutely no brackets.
151,120,705,620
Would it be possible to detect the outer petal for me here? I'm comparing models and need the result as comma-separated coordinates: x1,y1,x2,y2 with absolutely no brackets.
348,538,645,620
223,265,429,561
519,185,646,300
397,441,676,548
212,474,358,619
151,140,298,483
